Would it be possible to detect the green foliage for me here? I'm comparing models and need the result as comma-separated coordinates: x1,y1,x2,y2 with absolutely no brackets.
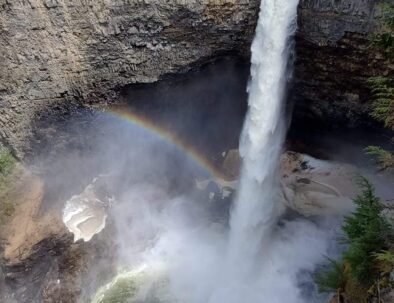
374,250,394,266
374,32,394,50
367,76,394,130
365,146,394,170
367,4,394,169
0,150,16,195
374,3,394,55
342,178,391,284
380,3,394,31
344,275,369,303
315,259,346,293
0,202,15,225
366,76,394,170
0,150,15,177
93,274,138,303
374,249,394,273
367,249,394,299
0,149,17,224
315,179,393,302
91,270,172,303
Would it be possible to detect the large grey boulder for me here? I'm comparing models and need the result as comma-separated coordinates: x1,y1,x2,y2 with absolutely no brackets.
280,151,358,216
210,149,359,217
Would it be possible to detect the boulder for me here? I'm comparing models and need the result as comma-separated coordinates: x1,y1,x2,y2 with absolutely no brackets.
221,149,241,178
207,149,358,217
280,151,358,216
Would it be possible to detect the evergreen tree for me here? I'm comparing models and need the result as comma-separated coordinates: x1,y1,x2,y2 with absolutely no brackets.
342,178,391,284
367,3,394,169
315,179,393,302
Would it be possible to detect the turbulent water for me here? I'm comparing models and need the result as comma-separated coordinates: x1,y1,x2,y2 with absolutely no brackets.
228,0,300,282
207,0,301,301
205,0,304,303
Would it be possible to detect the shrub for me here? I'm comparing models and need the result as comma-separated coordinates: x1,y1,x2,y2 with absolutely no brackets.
0,150,15,177
0,149,17,224
374,3,394,56
315,259,346,293
365,146,394,170
367,76,394,130
315,178,393,302
344,274,369,303
374,249,394,273
342,178,391,284
366,3,394,169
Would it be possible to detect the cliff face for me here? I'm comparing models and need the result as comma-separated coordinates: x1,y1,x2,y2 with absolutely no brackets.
293,0,393,128
0,0,259,157
299,0,377,43
0,0,392,156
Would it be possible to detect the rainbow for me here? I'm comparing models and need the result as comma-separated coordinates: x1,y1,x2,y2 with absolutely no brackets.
105,105,233,181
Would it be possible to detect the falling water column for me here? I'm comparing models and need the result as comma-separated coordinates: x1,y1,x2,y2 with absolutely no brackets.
227,0,300,281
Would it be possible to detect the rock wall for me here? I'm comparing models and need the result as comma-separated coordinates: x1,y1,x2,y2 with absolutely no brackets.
0,0,259,157
0,0,393,157
293,0,393,128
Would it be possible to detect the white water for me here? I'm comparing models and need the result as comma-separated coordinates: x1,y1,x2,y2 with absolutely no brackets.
228,0,300,276
206,1,302,301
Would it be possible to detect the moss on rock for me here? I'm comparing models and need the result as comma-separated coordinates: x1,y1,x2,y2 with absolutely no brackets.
0,149,21,225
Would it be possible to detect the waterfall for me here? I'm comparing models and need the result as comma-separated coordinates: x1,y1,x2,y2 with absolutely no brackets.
229,0,299,268
89,1,332,302
224,0,300,293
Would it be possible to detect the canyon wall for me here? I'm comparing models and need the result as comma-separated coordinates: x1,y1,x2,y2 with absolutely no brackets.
294,0,393,129
0,0,392,156
0,0,259,157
